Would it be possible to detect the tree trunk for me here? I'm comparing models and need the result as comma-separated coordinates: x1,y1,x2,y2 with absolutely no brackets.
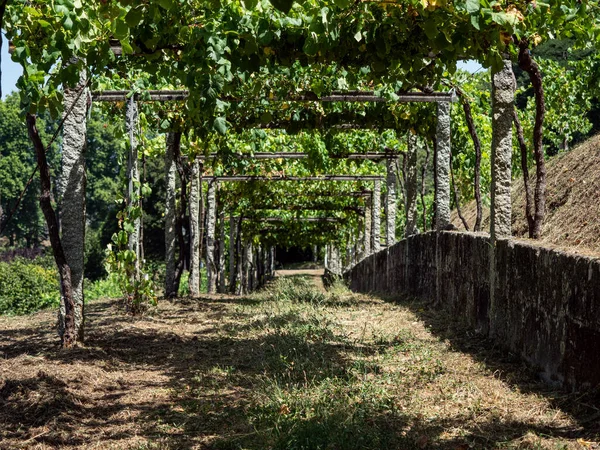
165,133,178,298
513,109,535,237
59,65,88,342
27,114,77,348
458,91,483,231
450,152,470,231
519,39,546,239
173,133,188,293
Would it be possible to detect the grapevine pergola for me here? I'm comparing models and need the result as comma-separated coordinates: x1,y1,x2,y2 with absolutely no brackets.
6,0,597,346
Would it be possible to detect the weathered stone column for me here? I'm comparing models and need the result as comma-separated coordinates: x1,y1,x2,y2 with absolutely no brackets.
312,245,318,263
489,59,517,337
362,197,372,259
235,231,243,295
435,101,451,230
242,241,253,294
188,158,201,297
490,60,516,241
329,245,341,276
218,210,226,293
405,133,419,237
371,180,381,253
126,98,141,278
59,63,88,340
229,215,236,291
206,180,217,294
385,160,397,246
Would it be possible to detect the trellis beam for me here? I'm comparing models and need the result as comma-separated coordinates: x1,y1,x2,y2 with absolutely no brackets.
198,152,399,161
91,89,456,104
202,175,383,182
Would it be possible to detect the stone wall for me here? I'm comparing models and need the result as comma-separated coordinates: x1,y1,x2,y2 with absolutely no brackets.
344,231,600,389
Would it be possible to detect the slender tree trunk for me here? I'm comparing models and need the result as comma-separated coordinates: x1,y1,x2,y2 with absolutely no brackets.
458,91,483,231
0,0,8,99
519,40,546,239
173,134,188,293
165,133,178,298
420,141,431,231
450,152,470,231
513,109,535,237
27,114,76,348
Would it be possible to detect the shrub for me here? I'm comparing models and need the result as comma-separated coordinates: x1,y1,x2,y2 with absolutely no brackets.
0,257,60,315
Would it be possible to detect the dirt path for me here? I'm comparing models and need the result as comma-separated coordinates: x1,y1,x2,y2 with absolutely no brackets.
274,268,326,292
0,277,598,449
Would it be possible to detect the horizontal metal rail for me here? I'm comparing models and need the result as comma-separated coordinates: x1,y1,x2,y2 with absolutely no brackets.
198,151,398,161
91,89,456,103
203,175,383,182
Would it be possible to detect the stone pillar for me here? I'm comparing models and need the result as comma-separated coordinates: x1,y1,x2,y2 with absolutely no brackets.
218,210,226,293
188,158,201,297
59,63,88,340
165,133,178,297
435,101,451,230
312,245,318,263
489,59,517,336
242,241,253,294
229,215,236,291
490,60,516,241
329,245,341,276
126,98,141,277
405,133,419,237
371,180,381,253
362,196,372,259
385,160,397,246
206,180,217,294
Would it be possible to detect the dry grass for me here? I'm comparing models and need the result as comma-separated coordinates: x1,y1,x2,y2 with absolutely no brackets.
453,134,600,257
1,275,599,449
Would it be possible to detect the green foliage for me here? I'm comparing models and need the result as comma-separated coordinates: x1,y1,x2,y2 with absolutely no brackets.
84,275,123,301
0,257,60,315
104,192,157,314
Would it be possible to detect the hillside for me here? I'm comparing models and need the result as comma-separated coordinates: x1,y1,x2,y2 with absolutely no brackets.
453,134,600,256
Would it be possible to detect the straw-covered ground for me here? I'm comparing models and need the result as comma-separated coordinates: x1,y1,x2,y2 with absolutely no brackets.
1,274,599,449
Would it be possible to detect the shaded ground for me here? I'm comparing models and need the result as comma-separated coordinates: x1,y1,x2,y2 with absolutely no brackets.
1,274,599,449
453,133,600,257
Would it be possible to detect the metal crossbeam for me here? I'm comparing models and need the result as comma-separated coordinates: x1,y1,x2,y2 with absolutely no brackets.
91,89,456,103
243,217,342,223
199,152,398,161
203,175,383,182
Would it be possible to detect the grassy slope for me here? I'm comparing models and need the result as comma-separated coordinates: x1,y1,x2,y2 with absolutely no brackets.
1,275,598,449
453,134,600,256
